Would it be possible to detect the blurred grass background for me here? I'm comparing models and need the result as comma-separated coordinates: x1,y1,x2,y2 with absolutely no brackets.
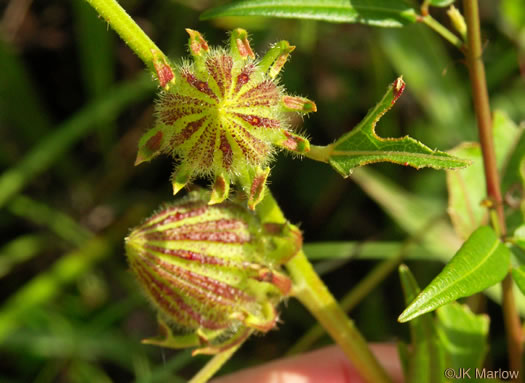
0,0,524,381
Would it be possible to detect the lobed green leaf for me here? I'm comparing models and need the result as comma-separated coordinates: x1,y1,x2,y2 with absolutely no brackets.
398,226,511,322
326,78,469,175
201,0,418,27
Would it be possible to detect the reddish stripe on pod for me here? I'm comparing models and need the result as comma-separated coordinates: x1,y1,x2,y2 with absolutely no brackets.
236,80,279,107
146,131,163,152
158,94,207,126
203,124,218,168
234,64,255,93
235,113,280,129
250,173,266,203
146,272,228,330
172,116,208,146
144,219,251,244
161,93,207,109
144,245,227,266
145,252,254,304
219,132,233,169
133,262,187,324
228,122,268,164
187,122,217,169
139,205,209,231
206,54,233,98
182,71,219,101
146,229,249,244
139,257,229,329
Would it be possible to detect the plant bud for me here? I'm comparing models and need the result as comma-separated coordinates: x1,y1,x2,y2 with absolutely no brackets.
125,191,302,354
447,5,467,41
135,29,316,208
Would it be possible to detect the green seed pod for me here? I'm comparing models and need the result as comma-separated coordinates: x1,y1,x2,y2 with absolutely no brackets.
135,29,316,209
125,191,302,355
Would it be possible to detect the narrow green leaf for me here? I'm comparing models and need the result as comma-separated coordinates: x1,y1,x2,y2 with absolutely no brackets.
72,0,117,149
436,303,489,373
522,157,525,219
447,111,523,239
201,0,418,27
327,78,469,174
0,38,52,143
304,241,437,261
514,225,525,252
398,265,445,383
428,0,455,7
7,195,92,246
399,226,511,322
0,207,145,343
0,235,48,278
0,74,154,209
511,264,525,296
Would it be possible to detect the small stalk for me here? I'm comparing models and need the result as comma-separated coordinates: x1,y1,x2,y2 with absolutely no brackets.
256,193,392,383
463,0,522,379
83,0,168,72
420,14,464,50
189,342,244,383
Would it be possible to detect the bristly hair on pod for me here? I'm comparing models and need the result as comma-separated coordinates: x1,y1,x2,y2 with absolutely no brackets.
125,191,303,355
135,28,317,209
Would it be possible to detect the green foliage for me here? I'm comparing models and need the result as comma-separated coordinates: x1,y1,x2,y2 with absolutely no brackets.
436,303,489,376
427,0,455,7
399,226,511,322
515,225,525,252
511,264,525,296
325,78,469,174
446,110,523,239
399,265,490,383
2,0,525,382
399,264,445,383
201,0,418,26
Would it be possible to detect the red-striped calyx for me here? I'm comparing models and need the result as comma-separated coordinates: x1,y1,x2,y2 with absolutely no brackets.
135,28,317,209
125,191,302,355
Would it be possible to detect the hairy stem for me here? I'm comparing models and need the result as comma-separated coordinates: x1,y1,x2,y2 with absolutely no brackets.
83,0,168,72
463,0,522,379
256,192,392,383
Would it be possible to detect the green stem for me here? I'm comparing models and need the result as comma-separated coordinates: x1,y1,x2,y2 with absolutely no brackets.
83,0,167,72
463,0,522,379
188,343,243,383
304,144,332,163
287,239,415,356
420,14,464,50
256,191,392,383
287,251,392,383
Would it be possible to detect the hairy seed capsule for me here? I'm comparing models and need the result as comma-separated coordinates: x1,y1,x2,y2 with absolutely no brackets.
135,29,316,209
125,191,302,354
